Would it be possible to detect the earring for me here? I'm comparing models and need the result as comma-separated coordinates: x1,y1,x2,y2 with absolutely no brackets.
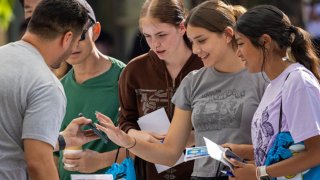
282,47,296,62
282,56,289,61
282,47,291,61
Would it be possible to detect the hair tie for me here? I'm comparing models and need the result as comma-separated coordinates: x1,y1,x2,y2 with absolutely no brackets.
286,25,296,46
282,26,297,62
289,25,296,34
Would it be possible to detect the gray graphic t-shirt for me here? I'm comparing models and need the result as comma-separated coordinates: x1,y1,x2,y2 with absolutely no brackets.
172,67,266,177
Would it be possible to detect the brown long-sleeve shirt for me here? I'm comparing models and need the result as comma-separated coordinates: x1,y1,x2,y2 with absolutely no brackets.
118,50,203,180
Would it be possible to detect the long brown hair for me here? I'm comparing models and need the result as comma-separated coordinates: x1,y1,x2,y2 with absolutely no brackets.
185,0,246,50
139,0,191,49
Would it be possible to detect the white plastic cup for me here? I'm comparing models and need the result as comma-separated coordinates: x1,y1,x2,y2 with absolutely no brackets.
63,147,83,168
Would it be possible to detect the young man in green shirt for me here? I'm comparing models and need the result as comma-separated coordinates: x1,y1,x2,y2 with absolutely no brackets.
53,0,126,179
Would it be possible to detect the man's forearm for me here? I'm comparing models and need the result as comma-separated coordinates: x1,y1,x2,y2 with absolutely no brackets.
54,156,59,169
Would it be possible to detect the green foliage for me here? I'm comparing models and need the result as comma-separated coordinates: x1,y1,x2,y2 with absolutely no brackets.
0,0,15,30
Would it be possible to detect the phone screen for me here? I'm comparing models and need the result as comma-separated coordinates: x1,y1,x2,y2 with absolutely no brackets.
224,149,245,163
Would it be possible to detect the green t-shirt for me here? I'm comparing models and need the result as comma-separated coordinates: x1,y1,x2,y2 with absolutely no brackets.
56,57,126,180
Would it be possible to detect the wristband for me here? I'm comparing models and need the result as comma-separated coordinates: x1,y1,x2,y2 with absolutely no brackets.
256,167,260,180
58,134,66,151
258,166,271,180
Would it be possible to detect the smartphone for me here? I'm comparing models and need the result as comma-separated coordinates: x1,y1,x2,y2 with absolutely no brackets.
78,113,109,144
223,149,246,163
86,122,109,144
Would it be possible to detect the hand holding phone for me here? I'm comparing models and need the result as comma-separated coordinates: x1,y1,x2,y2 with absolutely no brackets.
223,149,246,163
86,122,109,144
78,113,109,144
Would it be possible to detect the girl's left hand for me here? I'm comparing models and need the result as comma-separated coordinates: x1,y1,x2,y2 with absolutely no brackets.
95,112,135,148
229,159,257,180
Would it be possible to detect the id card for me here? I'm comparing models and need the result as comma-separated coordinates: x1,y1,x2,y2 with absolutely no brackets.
184,146,209,161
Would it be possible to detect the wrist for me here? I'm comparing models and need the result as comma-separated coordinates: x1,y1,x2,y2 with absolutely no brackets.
58,134,66,151
127,129,139,136
256,166,271,180
100,151,112,168
126,137,136,149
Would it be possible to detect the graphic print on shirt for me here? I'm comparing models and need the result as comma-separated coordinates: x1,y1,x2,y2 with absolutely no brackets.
193,89,245,132
253,106,275,166
135,89,170,115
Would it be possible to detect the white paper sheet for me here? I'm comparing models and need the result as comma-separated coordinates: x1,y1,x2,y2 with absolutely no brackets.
137,107,185,173
203,137,232,169
138,107,170,134
71,174,113,180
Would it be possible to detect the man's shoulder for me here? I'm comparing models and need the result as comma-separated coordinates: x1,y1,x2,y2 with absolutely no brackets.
0,41,41,60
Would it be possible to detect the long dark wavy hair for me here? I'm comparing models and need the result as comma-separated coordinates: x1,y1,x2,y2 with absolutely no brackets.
235,5,320,80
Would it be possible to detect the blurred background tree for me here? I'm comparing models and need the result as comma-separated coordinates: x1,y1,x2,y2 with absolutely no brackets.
0,0,15,30
3,0,313,60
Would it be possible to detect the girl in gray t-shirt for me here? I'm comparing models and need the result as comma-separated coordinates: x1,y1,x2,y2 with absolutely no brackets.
95,1,267,179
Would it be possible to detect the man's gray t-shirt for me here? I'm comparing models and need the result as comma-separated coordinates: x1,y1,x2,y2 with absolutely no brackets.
0,41,66,179
172,67,267,177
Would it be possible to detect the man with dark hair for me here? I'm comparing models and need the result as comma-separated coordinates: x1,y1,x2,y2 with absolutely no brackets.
0,0,89,179
19,0,73,79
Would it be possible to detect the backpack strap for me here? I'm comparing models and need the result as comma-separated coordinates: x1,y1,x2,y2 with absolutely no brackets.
126,148,130,157
114,147,121,163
